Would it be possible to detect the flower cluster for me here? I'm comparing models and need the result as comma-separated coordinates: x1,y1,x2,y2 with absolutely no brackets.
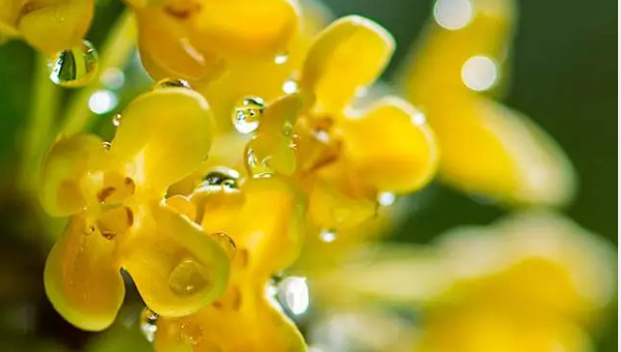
3,0,611,351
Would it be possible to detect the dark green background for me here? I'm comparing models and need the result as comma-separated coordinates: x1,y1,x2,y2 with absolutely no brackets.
0,0,617,350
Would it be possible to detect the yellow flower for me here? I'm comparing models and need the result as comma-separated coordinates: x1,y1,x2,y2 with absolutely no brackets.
291,16,438,246
415,212,616,352
127,0,300,82
40,87,230,331
0,0,93,54
399,0,575,206
309,212,616,352
155,175,307,352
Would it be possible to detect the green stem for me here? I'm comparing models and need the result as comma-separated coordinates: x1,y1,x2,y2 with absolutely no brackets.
19,54,60,191
60,11,137,137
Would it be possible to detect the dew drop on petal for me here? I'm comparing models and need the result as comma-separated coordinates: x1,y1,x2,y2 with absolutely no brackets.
168,259,209,296
245,144,274,178
210,232,237,261
319,229,337,243
140,307,158,342
154,78,192,89
282,79,299,94
196,167,241,193
461,55,498,92
112,113,122,127
102,142,112,150
232,96,265,134
48,40,99,87
276,277,310,316
274,53,289,65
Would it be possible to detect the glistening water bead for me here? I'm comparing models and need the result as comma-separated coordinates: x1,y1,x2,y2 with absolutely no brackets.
48,40,99,87
154,78,192,89
232,96,265,134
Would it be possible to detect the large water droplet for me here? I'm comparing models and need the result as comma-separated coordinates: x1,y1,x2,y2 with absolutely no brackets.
48,40,99,87
196,167,240,193
232,96,265,134
210,233,237,260
276,277,310,316
140,307,158,342
154,78,192,89
168,259,209,296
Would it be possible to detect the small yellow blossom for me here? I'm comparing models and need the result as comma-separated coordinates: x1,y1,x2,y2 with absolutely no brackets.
0,0,93,54
127,0,300,82
399,0,575,206
155,175,307,352
40,88,230,331
292,16,438,244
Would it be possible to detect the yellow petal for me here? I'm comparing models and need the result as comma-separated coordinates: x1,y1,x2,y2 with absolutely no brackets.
44,214,124,331
235,176,306,276
111,88,215,194
428,95,575,205
245,94,302,177
154,293,306,352
193,0,299,56
40,134,105,217
18,0,94,54
339,97,438,193
400,0,516,99
308,178,376,230
137,8,223,81
120,204,230,317
301,15,394,114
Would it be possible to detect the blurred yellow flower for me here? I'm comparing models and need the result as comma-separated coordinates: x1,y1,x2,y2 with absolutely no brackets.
399,0,575,206
0,0,93,54
40,88,230,331
309,212,616,352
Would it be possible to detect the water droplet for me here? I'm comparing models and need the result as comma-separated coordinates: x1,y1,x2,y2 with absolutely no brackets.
154,78,192,89
274,53,289,65
282,79,298,94
210,233,237,260
282,122,294,137
196,167,240,193
48,40,99,87
101,231,116,240
319,229,337,243
112,113,122,127
245,145,273,178
88,89,117,115
140,307,158,342
461,55,498,92
102,142,111,150
433,0,473,30
232,96,265,134
276,277,309,316
377,192,396,206
83,224,95,236
168,259,209,296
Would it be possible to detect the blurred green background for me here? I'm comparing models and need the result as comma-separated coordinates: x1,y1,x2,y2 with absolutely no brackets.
0,0,616,350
